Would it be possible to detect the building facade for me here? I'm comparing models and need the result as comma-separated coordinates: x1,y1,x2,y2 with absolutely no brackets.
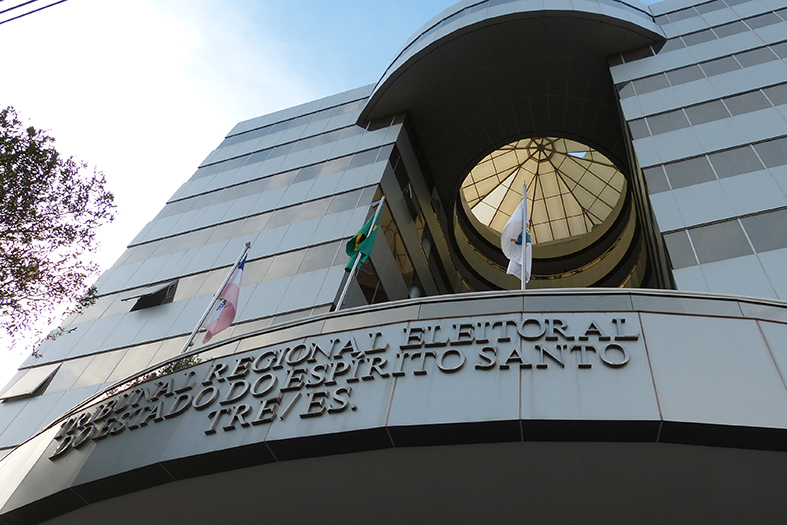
2,0,787,522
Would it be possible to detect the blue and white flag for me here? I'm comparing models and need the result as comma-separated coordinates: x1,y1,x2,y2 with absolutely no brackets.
501,194,532,286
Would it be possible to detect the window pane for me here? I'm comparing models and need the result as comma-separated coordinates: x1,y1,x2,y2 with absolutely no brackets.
682,29,715,46
321,157,352,178
664,156,716,188
664,230,697,268
667,65,705,85
659,39,685,53
708,146,763,178
327,190,362,214
741,209,787,253
754,137,787,168
713,21,747,38
263,250,306,281
296,198,331,222
293,164,323,184
696,0,725,14
237,212,271,236
685,100,730,125
700,56,740,77
647,110,690,135
689,220,752,264
633,74,670,95
266,170,298,190
763,84,787,106
724,90,771,115
745,13,781,29
643,166,670,194
771,42,787,59
668,8,697,22
736,48,778,67
348,148,381,169
298,242,341,273
265,205,301,230
617,82,635,98
629,119,650,139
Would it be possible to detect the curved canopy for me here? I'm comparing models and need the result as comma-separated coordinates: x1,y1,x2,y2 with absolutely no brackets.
461,138,625,245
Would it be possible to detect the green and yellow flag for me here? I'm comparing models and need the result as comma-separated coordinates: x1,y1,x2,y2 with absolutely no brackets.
345,213,381,271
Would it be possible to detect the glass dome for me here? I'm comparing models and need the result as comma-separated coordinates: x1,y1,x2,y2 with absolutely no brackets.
461,137,625,245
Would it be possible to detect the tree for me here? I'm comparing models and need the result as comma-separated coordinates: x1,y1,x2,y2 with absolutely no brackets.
0,106,115,349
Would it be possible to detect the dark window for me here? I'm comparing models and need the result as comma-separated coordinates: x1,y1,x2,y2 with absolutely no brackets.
690,220,752,264
327,190,362,214
667,65,705,85
266,170,298,190
633,74,671,95
763,83,787,106
647,110,691,135
708,146,764,178
696,0,726,14
629,119,650,139
298,242,342,273
685,100,730,125
771,41,787,59
754,137,787,168
668,8,698,22
665,156,716,188
348,149,381,169
265,206,301,230
724,91,771,115
296,198,331,222
682,29,716,46
617,82,636,98
700,56,741,76
622,46,653,62
130,281,179,311
664,230,697,268
659,39,686,53
643,166,671,194
293,164,323,184
713,21,748,38
321,156,353,178
745,12,782,29
736,47,778,67
741,209,787,252
263,250,306,281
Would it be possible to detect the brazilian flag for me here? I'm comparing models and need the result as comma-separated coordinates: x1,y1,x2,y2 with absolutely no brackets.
345,213,381,271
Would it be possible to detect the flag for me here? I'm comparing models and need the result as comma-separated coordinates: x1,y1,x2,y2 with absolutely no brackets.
202,255,246,343
345,212,381,271
501,196,532,285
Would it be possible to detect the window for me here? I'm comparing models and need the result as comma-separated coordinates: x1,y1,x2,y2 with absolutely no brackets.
741,209,787,253
647,110,690,135
724,91,771,115
707,146,764,178
664,230,697,269
664,157,716,189
690,220,752,264
685,100,730,125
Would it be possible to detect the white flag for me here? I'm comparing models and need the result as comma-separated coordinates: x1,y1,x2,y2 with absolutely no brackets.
501,196,532,286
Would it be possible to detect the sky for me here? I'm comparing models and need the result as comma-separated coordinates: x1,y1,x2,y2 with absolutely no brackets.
0,0,474,388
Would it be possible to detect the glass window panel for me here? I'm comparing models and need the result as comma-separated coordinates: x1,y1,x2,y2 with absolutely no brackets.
268,120,292,134
46,356,94,393
236,213,271,236
125,241,161,264
682,29,715,46
105,343,161,384
741,209,787,253
340,126,365,140
240,178,270,197
668,8,697,22
724,90,771,115
263,250,306,281
0,363,60,400
713,21,748,37
629,119,650,139
179,228,214,251
213,184,246,204
665,156,716,188
736,47,778,67
643,166,670,194
191,191,219,210
293,164,323,184
348,148,381,169
696,0,725,14
622,46,653,63
771,41,787,59
700,56,740,76
763,84,787,106
206,220,241,244
298,242,342,273
664,230,697,268
72,351,125,388
290,135,318,153
777,7,787,19
647,110,690,135
244,149,271,165
267,142,294,159
314,129,344,147
617,82,635,98
265,206,301,230
241,257,272,284
689,220,752,264
708,146,763,178
266,170,298,190
296,198,331,222
173,273,207,301
326,190,362,214
685,100,730,125
667,65,705,85
659,39,686,53
725,0,751,5
633,74,670,95
745,12,781,29
196,269,229,297
655,15,669,25
754,137,787,168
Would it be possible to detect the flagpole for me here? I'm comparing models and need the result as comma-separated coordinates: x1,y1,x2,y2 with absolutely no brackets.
180,241,251,354
336,196,385,311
